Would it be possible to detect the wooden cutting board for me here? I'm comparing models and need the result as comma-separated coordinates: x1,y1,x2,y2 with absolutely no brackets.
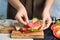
0,27,15,33
11,31,44,39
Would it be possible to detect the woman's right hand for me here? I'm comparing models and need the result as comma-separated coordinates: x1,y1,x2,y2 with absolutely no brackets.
15,7,29,25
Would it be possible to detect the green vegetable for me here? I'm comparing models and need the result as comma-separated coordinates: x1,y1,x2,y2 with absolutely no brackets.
28,28,37,31
32,18,38,23
55,20,60,26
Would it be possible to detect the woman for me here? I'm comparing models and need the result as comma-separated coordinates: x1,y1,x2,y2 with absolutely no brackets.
9,0,54,30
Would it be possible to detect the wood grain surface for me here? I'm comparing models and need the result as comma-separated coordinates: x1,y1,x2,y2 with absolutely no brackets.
0,27,15,33
11,31,44,39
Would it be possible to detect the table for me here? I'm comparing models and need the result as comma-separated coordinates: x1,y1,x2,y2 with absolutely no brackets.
0,27,59,40
0,20,59,40
0,34,33,40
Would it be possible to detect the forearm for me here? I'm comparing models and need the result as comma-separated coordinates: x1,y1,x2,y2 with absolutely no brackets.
8,0,25,10
43,0,54,12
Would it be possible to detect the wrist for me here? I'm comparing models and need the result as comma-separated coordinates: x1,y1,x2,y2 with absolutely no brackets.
42,10,50,17
17,6,26,11
43,9,50,14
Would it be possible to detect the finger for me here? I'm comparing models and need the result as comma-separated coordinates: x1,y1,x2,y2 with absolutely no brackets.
41,19,52,30
46,19,52,29
24,14,29,23
16,16,27,25
42,18,45,28
40,18,45,30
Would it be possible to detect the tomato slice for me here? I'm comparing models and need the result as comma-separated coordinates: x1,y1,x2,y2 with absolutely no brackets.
22,28,32,33
27,22,34,28
27,21,40,27
33,21,40,26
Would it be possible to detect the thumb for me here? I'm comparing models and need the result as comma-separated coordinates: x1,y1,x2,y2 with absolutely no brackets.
40,18,45,30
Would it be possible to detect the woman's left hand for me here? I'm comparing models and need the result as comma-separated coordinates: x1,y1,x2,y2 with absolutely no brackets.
41,11,52,30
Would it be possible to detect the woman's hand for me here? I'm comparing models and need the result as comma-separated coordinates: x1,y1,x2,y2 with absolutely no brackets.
9,0,29,25
40,0,54,30
41,11,52,30
15,7,29,25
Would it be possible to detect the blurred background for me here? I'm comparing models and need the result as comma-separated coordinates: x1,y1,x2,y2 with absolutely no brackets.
50,0,60,19
0,0,8,19
0,0,60,20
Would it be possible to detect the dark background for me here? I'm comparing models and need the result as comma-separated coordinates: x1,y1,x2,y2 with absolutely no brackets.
7,0,45,19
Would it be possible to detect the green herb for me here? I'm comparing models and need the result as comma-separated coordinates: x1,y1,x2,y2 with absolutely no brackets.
55,20,60,26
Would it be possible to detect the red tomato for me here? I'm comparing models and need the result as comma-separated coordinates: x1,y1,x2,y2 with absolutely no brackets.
33,21,41,30
27,20,42,31
27,22,34,28
53,29,60,39
27,21,41,28
33,21,40,26
22,28,32,33
51,24,60,31
51,24,60,39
